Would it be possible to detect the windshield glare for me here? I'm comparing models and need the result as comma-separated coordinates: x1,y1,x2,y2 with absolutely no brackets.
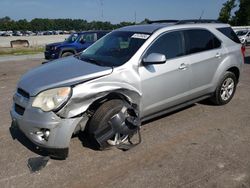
80,31,150,67
66,33,79,43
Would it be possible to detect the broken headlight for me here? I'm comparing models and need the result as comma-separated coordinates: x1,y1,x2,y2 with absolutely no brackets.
32,87,71,112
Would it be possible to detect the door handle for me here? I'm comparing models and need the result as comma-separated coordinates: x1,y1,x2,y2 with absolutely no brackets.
215,53,221,58
179,63,188,70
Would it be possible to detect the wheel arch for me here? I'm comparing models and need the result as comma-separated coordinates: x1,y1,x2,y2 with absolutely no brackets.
227,66,240,82
87,91,139,116
59,48,77,57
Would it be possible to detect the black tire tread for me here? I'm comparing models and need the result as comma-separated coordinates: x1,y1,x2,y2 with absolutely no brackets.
61,51,74,57
210,71,237,105
87,99,124,134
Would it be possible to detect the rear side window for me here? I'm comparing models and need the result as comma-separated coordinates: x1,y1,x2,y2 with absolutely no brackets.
79,33,97,43
217,27,241,44
146,31,184,60
184,29,221,55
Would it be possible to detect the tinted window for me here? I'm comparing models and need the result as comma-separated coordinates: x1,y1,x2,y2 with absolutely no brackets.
217,27,241,44
184,29,221,55
146,31,184,60
78,33,97,43
66,33,78,43
236,30,248,36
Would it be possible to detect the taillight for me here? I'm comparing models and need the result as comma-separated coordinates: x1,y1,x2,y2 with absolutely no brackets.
241,45,246,64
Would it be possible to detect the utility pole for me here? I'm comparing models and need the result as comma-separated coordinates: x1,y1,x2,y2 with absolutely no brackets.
100,0,104,20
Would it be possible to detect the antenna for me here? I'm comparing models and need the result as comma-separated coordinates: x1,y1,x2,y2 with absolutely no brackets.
199,9,205,20
100,0,104,20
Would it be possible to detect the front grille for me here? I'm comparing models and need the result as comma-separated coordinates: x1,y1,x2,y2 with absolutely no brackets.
15,104,25,116
45,45,51,51
17,88,30,99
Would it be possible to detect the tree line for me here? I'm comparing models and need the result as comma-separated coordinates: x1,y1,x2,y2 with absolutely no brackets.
0,17,135,31
218,0,250,25
0,0,249,32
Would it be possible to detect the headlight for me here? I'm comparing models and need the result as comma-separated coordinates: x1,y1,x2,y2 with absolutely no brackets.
51,46,57,51
32,87,71,112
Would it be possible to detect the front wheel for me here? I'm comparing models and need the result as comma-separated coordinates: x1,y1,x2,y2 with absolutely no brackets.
210,71,237,105
61,51,74,58
87,100,130,149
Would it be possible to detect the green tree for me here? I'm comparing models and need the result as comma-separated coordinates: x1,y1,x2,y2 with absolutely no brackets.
218,0,237,23
234,0,250,25
0,17,135,31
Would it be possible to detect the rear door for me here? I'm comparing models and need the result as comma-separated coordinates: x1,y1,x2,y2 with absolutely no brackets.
183,29,224,97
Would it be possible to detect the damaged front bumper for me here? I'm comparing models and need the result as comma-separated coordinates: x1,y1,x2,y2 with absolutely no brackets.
10,104,85,159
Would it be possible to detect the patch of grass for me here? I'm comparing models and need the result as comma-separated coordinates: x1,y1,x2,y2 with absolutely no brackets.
0,47,44,56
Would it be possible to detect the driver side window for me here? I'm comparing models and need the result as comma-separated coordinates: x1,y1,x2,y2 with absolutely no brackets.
79,33,97,43
146,31,184,60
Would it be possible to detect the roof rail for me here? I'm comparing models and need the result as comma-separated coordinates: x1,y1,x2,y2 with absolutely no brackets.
176,19,222,24
147,19,222,25
147,20,179,24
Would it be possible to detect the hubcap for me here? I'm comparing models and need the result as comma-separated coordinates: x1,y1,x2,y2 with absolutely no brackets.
220,78,234,101
107,133,128,146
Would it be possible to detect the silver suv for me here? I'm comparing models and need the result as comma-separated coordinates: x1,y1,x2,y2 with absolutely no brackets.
11,20,245,159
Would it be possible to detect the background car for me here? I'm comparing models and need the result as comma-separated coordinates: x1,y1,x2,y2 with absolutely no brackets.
236,30,250,46
44,30,109,60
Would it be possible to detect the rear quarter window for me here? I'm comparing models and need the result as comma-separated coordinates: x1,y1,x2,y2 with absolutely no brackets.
184,29,221,55
217,27,241,44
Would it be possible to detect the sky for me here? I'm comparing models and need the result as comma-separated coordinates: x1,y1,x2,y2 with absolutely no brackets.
0,0,227,23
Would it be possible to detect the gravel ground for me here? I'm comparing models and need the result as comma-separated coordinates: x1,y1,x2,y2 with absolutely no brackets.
0,48,250,188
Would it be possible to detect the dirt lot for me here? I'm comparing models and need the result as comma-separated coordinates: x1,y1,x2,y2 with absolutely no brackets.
0,35,69,48
0,48,250,188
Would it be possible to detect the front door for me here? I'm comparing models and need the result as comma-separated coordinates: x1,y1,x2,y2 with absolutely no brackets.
139,31,192,118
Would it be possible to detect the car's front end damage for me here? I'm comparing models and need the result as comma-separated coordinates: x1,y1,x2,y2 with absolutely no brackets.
10,55,142,159
11,28,155,159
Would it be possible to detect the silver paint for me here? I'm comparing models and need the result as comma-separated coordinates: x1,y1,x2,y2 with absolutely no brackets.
11,23,243,151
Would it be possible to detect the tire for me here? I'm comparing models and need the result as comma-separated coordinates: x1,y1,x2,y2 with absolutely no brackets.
61,51,73,58
87,99,128,149
210,71,237,105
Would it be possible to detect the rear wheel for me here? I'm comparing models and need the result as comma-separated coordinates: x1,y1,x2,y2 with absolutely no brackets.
87,100,129,149
210,71,237,105
61,51,74,58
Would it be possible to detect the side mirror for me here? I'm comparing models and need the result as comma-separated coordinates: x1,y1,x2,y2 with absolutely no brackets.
142,53,166,65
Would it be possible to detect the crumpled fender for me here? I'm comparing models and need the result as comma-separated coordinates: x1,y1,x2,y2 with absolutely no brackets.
57,66,142,119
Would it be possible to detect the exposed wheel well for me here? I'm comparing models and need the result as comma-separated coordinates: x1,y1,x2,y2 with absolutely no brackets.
227,67,240,82
87,93,132,116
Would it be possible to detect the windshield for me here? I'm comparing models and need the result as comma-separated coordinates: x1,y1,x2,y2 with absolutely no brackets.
79,31,150,67
66,33,79,43
236,30,248,36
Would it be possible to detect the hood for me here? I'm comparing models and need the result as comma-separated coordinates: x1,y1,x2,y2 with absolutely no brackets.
47,42,65,47
18,56,113,96
47,41,73,48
